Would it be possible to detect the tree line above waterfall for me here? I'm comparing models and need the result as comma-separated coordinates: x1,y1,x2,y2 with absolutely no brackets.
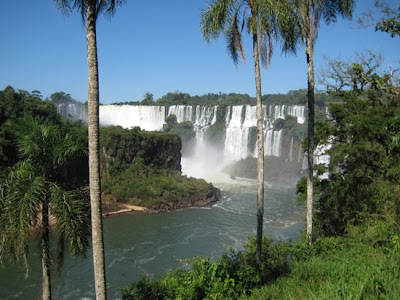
45,88,337,108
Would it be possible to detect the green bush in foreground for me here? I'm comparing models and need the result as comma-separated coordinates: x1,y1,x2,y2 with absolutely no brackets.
121,214,399,300
121,237,294,299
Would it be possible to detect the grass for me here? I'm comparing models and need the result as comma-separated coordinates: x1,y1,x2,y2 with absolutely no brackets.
246,235,400,299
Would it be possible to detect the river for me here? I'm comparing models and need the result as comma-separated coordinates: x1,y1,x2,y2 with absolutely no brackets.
0,163,304,299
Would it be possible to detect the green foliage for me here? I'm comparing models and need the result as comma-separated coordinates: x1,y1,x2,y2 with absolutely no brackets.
48,91,78,104
201,0,299,67
218,94,255,106
263,89,338,108
104,163,212,208
297,54,400,237
109,89,329,107
0,86,64,172
121,214,400,299
121,237,292,299
100,126,181,175
247,216,400,300
141,215,390,300
0,117,90,274
373,1,400,37
140,92,154,105
156,92,191,106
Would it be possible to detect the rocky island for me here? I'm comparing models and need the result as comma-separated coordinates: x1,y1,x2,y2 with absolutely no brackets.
99,126,221,215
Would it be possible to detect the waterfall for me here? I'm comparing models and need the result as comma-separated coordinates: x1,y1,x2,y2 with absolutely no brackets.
289,137,294,162
168,105,193,123
167,105,217,132
194,105,217,130
273,105,286,121
287,105,305,124
302,155,308,169
243,105,257,127
263,129,282,157
57,103,88,123
325,107,332,120
272,130,282,156
56,102,308,163
314,137,333,180
224,106,249,161
100,105,166,131
264,129,274,156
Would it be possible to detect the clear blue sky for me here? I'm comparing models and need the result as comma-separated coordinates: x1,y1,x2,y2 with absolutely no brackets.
0,0,399,104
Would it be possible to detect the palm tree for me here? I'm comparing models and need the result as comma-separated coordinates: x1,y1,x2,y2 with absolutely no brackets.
201,0,298,268
54,1,124,298
0,118,90,300
293,0,354,242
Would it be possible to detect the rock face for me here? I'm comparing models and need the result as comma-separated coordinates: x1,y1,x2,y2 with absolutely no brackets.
100,126,182,173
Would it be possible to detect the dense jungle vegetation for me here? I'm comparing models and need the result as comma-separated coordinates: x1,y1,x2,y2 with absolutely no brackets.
0,87,220,214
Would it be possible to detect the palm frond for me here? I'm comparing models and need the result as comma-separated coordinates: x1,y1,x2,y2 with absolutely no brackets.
321,0,339,24
98,0,126,20
276,0,302,54
53,133,87,169
226,9,246,65
54,0,73,17
50,184,90,261
0,161,45,268
201,0,235,42
257,3,273,68
259,31,273,68
54,0,125,26
10,118,87,175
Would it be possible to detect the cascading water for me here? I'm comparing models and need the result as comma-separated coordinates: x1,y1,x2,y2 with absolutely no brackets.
261,129,282,157
56,102,88,123
272,105,286,121
168,105,193,123
287,105,305,124
57,103,306,168
224,106,249,161
289,137,294,162
100,105,166,131
272,130,282,157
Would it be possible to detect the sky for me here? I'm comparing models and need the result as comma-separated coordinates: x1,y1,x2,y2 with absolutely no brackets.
0,0,399,104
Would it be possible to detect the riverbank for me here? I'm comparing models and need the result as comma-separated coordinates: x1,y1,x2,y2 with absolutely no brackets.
103,202,147,216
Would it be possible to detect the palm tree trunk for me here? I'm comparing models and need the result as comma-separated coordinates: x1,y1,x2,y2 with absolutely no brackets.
41,201,51,300
253,33,264,268
86,4,107,299
306,31,315,243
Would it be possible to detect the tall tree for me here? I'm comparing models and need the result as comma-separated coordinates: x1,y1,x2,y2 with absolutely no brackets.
293,0,354,242
313,52,400,236
54,1,124,298
201,0,298,268
0,118,90,300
